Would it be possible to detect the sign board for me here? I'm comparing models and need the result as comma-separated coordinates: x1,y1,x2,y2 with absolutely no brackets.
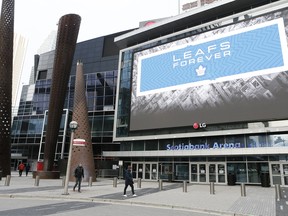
73,138,86,146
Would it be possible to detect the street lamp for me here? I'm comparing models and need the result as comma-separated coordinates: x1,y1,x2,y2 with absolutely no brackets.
63,120,78,195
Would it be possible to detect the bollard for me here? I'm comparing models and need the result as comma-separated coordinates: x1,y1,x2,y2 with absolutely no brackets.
137,178,142,188
34,175,40,186
113,177,117,187
159,179,163,191
183,181,187,192
89,176,92,187
210,182,215,194
240,183,246,197
4,175,11,186
62,177,66,187
275,184,281,201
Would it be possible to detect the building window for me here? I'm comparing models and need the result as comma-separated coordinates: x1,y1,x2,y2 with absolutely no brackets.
37,70,47,80
145,140,158,151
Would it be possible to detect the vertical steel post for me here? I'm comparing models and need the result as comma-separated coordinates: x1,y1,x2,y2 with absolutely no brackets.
210,182,215,194
62,177,66,187
159,179,163,190
63,123,77,195
4,175,11,186
183,181,187,192
275,184,281,201
137,178,142,188
113,177,118,187
34,176,40,186
240,183,246,197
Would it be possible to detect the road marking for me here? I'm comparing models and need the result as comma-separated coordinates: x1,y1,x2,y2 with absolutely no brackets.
280,205,283,210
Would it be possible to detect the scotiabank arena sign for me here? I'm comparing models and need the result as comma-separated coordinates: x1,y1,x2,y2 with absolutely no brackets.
166,142,241,150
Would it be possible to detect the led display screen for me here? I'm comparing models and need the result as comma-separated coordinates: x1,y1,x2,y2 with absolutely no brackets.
130,9,288,131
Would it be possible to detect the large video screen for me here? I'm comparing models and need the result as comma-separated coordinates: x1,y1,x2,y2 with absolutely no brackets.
130,9,288,131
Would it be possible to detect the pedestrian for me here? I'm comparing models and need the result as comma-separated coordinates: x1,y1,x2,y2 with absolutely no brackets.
73,163,84,192
25,163,31,176
18,162,25,177
123,165,136,197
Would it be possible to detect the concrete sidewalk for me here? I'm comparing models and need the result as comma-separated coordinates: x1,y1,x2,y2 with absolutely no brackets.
0,172,283,216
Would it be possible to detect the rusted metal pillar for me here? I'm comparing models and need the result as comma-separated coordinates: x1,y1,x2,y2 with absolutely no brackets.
69,61,96,182
0,0,14,176
43,14,81,173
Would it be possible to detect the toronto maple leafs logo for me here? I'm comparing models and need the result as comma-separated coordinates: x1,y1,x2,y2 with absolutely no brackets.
196,65,206,76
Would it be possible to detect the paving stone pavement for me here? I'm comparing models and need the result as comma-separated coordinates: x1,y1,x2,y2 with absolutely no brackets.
0,172,287,216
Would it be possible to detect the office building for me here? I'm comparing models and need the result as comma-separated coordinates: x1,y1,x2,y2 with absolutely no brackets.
12,33,28,117
11,29,131,171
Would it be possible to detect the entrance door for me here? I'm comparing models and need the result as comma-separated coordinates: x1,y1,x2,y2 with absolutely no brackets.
190,163,226,184
132,162,158,180
270,162,288,186
144,163,158,180
199,164,207,183
217,164,226,183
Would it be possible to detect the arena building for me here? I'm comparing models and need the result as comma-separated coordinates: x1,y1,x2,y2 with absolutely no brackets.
105,0,288,186
11,0,288,186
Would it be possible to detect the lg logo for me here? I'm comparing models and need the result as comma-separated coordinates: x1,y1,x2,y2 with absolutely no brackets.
193,122,206,129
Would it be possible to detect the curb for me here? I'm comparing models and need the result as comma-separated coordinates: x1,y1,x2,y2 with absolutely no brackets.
0,193,249,216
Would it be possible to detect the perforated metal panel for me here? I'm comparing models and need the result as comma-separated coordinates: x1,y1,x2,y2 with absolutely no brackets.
69,61,96,181
0,0,14,176
43,14,81,171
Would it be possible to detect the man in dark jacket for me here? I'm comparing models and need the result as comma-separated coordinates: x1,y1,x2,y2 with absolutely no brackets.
123,165,136,197
73,164,84,192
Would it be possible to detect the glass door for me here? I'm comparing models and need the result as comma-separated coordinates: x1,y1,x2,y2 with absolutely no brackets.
138,164,143,179
151,163,158,180
270,162,288,186
131,163,137,179
144,164,151,179
283,164,288,186
209,164,216,182
217,164,226,183
144,163,158,180
209,163,226,184
271,163,281,185
190,163,226,184
190,164,198,182
131,163,143,179
132,162,158,180
199,164,207,183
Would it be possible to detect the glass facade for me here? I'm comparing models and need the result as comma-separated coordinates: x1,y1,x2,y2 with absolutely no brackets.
118,133,288,151
10,1,288,185
109,1,288,186
10,32,128,170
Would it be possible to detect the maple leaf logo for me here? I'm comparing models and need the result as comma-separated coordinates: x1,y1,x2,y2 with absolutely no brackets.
196,65,206,76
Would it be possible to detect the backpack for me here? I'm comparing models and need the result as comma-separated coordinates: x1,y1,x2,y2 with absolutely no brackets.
18,164,25,171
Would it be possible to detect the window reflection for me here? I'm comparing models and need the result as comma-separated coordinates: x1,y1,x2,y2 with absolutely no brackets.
246,134,267,148
268,134,288,147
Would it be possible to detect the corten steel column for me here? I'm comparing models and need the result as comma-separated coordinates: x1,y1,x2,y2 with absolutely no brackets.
42,14,81,176
69,61,96,182
0,0,14,176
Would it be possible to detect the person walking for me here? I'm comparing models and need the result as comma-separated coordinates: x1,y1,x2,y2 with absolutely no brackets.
123,165,136,197
18,162,25,177
25,163,31,176
73,164,84,192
